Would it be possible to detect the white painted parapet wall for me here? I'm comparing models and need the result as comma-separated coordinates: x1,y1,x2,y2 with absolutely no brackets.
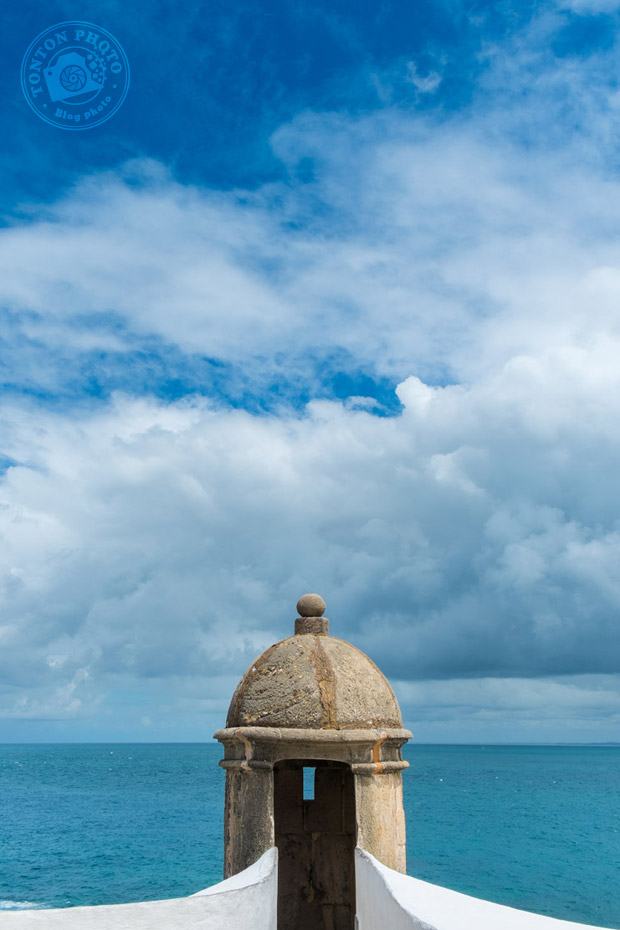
355,848,613,930
1,847,613,930
0,848,277,930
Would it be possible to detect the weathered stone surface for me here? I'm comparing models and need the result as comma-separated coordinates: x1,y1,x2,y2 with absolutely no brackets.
295,615,329,635
226,634,402,730
355,770,407,873
223,766,275,878
296,593,326,617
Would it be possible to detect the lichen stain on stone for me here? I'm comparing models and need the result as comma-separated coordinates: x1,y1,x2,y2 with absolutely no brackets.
310,635,338,728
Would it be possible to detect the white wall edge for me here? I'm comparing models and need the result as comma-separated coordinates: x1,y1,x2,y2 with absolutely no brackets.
0,847,278,930
355,848,614,930
192,847,278,896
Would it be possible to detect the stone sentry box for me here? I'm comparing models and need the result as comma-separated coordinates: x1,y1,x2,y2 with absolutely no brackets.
214,594,412,930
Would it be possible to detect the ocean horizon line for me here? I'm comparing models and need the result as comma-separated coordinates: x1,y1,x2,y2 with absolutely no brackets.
1,740,619,747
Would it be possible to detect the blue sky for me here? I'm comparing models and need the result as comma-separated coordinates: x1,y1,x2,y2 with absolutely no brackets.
2,0,620,742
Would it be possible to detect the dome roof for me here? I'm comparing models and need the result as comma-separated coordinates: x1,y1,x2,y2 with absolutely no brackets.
226,596,402,730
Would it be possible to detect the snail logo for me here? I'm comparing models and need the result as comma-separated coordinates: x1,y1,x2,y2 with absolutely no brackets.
21,21,130,130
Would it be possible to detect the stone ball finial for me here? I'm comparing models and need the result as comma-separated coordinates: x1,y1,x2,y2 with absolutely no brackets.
296,593,326,617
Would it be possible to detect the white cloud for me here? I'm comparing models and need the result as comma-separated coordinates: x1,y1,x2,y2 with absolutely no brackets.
555,0,620,12
3,89,620,395
2,343,620,736
405,62,442,94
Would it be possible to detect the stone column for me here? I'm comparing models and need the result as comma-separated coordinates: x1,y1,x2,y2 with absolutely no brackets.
352,765,408,873
221,761,274,877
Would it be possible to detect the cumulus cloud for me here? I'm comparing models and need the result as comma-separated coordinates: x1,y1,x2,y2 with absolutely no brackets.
2,3,620,738
2,350,620,736
4,45,620,400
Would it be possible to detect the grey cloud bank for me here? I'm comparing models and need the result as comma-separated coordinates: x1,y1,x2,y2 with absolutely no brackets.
2,363,620,741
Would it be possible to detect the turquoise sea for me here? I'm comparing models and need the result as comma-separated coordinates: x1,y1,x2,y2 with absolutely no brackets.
1,744,619,927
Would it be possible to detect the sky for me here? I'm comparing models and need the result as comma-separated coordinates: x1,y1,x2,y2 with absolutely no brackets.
2,0,620,743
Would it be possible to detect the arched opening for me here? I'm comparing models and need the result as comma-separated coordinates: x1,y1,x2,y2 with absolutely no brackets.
274,759,356,930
